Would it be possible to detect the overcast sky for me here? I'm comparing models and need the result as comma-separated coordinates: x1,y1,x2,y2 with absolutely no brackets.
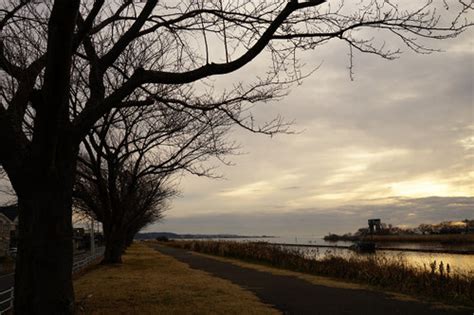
0,2,472,237
149,14,473,236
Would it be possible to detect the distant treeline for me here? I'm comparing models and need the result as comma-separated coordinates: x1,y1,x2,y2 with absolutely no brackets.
135,232,275,240
324,233,474,243
324,219,474,243
324,233,359,242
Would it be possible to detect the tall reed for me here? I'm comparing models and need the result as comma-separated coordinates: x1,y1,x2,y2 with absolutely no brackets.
166,240,474,307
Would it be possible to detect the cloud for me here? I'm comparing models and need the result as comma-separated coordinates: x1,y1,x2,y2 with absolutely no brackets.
157,25,473,234
149,196,474,236
218,181,272,198
0,3,472,237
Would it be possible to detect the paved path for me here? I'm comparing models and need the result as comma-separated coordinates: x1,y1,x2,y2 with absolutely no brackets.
153,245,473,315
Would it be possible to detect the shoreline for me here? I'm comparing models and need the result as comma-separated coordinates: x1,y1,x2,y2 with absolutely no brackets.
268,243,474,255
324,234,474,243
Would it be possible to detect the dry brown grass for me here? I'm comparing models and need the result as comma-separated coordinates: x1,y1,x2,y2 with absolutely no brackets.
165,240,474,307
74,243,279,315
187,250,464,311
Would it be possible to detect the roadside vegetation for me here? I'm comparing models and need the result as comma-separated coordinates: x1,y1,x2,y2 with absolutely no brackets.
0,256,15,275
74,243,278,314
164,240,474,307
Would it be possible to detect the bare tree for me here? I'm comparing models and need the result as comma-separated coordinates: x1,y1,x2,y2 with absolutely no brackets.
73,102,235,264
0,0,471,312
74,156,175,264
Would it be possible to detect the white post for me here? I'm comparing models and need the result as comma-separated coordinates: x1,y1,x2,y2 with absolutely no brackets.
90,217,95,255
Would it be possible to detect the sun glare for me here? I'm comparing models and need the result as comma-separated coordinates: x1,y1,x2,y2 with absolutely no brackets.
389,179,468,197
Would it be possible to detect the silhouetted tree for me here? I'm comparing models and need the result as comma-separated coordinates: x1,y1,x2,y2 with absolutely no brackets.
74,158,175,263
73,103,234,264
0,0,470,312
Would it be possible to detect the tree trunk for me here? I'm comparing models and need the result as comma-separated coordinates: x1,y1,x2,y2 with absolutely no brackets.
125,234,134,248
14,159,76,314
102,227,125,264
103,238,125,264
1,0,80,313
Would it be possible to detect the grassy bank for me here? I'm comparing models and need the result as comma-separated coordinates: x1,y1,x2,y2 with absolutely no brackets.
165,240,474,307
74,243,278,314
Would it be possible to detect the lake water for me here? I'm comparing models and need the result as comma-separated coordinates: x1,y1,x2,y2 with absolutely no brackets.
204,236,474,275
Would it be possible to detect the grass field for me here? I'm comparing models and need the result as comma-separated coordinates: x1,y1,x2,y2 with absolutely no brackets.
74,243,279,314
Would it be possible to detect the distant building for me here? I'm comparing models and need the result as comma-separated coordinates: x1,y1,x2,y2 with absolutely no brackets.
368,219,382,234
0,205,18,257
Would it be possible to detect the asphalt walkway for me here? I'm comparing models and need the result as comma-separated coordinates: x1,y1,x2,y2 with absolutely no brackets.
153,245,472,315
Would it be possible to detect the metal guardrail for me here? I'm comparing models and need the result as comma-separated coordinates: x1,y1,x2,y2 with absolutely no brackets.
0,247,105,314
73,247,105,273
0,287,13,315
